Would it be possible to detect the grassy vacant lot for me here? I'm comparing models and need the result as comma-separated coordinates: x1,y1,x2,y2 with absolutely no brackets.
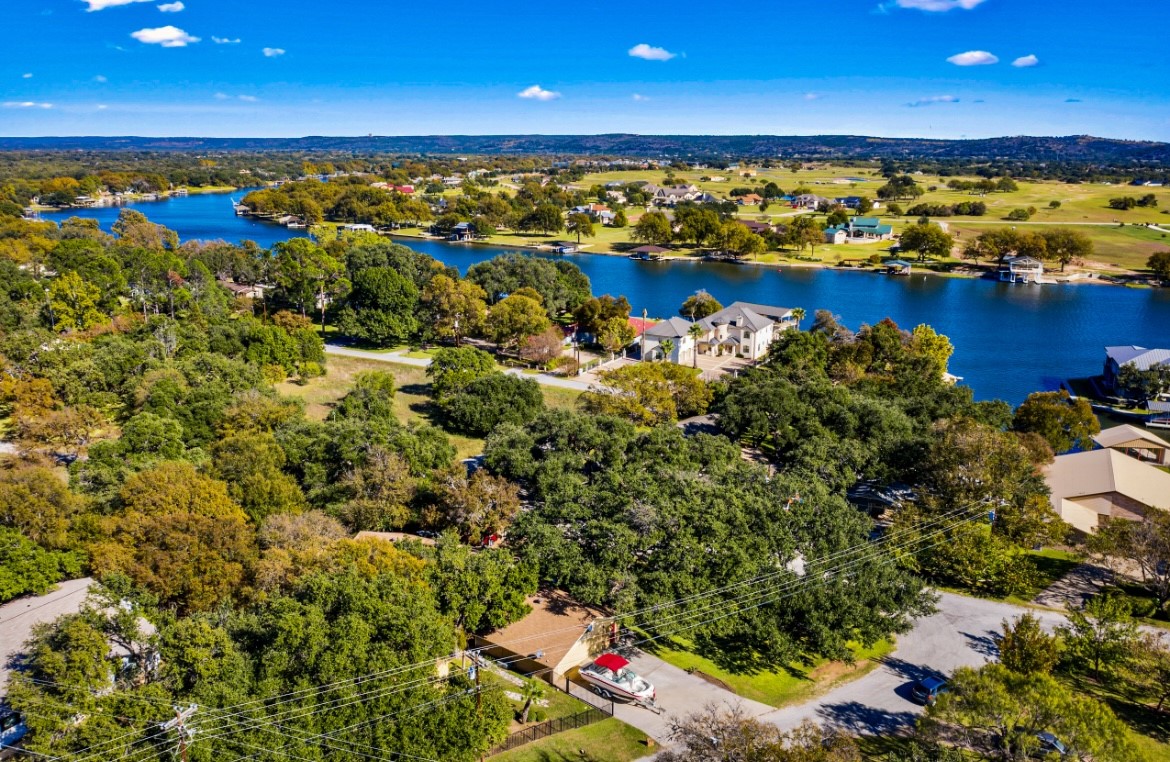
275,354,581,460
490,718,650,762
643,633,893,708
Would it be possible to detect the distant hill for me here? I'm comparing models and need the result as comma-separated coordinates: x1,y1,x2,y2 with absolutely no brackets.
1,134,1167,162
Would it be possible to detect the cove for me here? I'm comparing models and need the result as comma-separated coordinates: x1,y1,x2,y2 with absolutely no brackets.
39,191,1170,405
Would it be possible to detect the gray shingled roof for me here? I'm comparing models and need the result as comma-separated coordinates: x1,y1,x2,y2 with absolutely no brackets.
645,316,694,339
700,302,787,333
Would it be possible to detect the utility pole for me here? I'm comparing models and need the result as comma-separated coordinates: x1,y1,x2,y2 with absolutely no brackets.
160,704,198,762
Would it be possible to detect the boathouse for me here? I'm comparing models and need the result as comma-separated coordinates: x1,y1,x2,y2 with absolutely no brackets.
998,256,1044,284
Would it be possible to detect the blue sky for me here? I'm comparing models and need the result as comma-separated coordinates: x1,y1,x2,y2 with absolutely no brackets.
2,0,1168,139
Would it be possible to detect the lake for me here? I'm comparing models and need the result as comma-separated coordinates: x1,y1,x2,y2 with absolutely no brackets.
39,191,1170,405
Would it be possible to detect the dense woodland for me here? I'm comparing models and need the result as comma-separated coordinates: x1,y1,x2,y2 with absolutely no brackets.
0,183,1167,761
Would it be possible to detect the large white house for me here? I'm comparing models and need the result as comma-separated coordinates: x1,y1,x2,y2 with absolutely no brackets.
640,302,798,364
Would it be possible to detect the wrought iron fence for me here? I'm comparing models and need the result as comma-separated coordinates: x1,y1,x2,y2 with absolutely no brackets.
488,705,612,755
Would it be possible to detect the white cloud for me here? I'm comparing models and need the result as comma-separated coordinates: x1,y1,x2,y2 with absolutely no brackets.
22,73,33,79
83,0,153,11
237,94,258,102
631,93,648,101
628,43,676,61
94,74,108,83
158,2,185,11
895,0,987,10
907,94,960,107
212,36,241,44
1012,54,1040,68
947,50,998,66
803,92,820,101
214,92,230,100
97,104,108,110
131,25,200,47
262,47,285,57
517,85,560,101
3,101,53,109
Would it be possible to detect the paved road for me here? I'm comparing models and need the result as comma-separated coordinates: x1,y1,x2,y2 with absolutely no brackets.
605,592,1069,749
0,578,92,693
324,344,592,391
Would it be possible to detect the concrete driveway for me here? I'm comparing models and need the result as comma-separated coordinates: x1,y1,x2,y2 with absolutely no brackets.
604,592,1070,749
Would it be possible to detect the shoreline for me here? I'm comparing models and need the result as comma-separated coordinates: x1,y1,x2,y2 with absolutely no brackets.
382,230,1133,285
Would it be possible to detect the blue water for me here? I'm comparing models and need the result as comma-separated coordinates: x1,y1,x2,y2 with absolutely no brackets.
40,191,1170,405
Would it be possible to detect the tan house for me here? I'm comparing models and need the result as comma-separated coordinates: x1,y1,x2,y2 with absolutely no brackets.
473,590,610,685
1092,424,1170,465
1043,448,1170,534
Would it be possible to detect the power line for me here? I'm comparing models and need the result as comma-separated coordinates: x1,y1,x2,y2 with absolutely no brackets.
44,502,987,762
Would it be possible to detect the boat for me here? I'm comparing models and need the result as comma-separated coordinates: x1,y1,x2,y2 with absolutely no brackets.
579,653,655,702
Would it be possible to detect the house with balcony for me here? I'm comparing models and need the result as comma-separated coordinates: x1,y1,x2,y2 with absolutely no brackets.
694,302,798,360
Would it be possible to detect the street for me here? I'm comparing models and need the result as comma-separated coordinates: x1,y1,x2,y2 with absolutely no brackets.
324,344,593,391
0,578,92,694
595,592,1070,749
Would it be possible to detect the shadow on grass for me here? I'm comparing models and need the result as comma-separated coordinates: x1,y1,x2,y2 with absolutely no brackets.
1066,672,1170,745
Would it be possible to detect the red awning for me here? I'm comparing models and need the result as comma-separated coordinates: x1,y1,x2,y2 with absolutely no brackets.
593,653,629,671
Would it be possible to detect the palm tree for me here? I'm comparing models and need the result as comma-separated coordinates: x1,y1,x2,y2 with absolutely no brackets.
791,307,806,328
519,680,546,724
687,322,704,368
659,339,674,363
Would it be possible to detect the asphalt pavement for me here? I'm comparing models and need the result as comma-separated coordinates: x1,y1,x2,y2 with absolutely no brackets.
0,578,92,694
601,592,1070,750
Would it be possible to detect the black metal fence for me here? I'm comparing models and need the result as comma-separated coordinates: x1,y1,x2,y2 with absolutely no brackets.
488,705,613,755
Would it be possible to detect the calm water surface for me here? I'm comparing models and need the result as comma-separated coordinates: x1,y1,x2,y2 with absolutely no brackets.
41,191,1170,405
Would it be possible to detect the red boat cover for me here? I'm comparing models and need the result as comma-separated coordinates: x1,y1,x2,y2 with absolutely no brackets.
593,653,629,671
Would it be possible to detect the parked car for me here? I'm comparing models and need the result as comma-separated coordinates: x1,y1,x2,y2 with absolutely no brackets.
910,676,948,705
0,707,28,751
1035,732,1068,757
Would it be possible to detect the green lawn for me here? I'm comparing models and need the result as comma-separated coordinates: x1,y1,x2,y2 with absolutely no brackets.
1017,548,1084,603
276,353,581,461
567,165,1170,273
490,718,651,762
484,672,590,723
938,548,1083,608
643,633,893,708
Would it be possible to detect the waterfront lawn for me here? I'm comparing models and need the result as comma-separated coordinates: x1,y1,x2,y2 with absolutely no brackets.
642,632,893,708
490,718,649,762
947,222,1168,273
276,354,581,460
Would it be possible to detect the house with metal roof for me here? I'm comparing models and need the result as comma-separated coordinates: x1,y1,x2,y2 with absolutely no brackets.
1043,448,1170,534
1092,424,1170,465
1103,345,1170,395
472,589,610,685
998,255,1045,284
823,217,894,244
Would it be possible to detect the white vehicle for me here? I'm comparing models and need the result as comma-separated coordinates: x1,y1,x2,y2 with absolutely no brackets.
579,653,655,702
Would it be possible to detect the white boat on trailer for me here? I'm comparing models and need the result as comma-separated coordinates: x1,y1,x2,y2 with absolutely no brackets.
579,653,656,703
